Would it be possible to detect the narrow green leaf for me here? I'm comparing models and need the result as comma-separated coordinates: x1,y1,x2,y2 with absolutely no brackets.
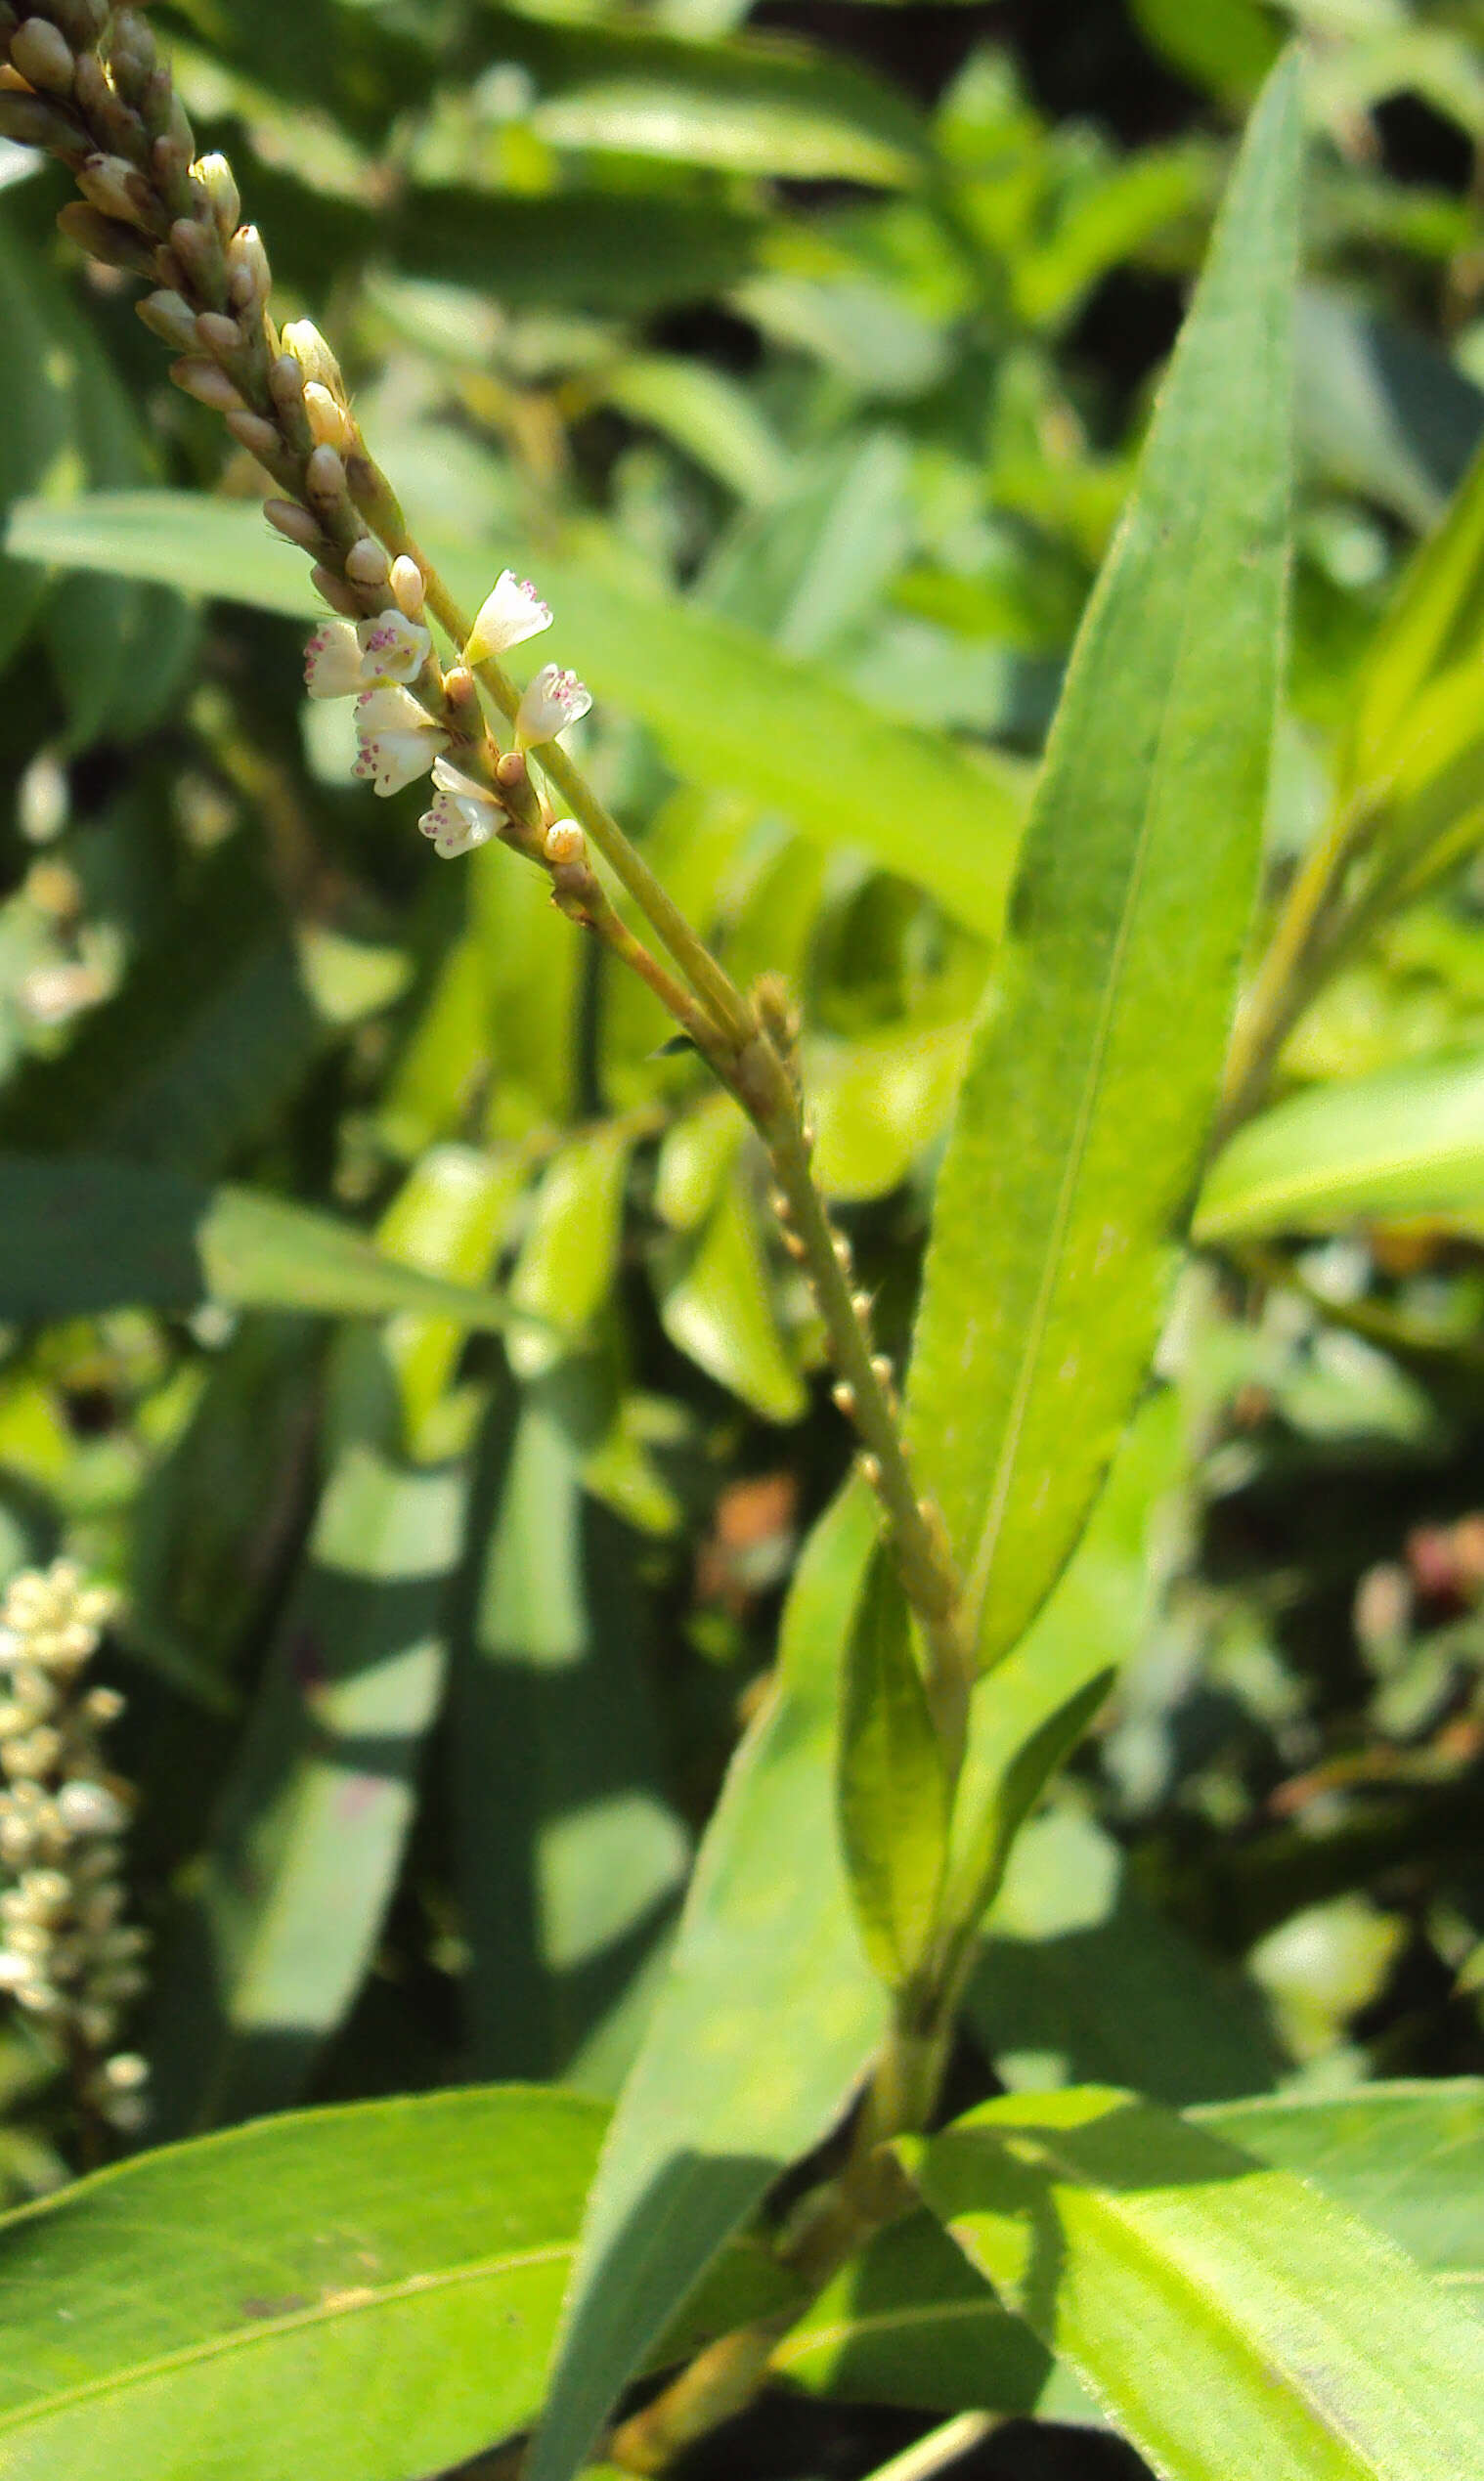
145,1152,515,2127
1350,431,1484,782
509,1123,638,1378
1129,0,1281,100
0,2086,600,2481
0,2085,789,2481
838,1549,951,1988
473,7,929,185
1198,2081,1484,2291
909,2085,1484,2481
905,58,1299,1670
774,2208,1050,2415
0,1154,528,1332
594,356,790,505
656,1168,807,1424
527,1481,888,2481
448,1393,689,2081
3,495,1027,936
1197,1048,1484,1238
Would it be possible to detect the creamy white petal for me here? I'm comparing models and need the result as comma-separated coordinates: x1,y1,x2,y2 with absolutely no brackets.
303,620,364,699
356,608,431,684
514,662,592,749
464,570,552,663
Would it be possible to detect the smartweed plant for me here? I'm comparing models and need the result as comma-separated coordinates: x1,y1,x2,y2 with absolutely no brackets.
0,9,1481,2481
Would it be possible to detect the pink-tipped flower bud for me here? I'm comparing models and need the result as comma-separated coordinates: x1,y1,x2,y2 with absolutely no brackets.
10,17,74,96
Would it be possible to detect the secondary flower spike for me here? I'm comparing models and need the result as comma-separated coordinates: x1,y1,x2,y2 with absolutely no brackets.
464,571,553,663
515,663,592,749
354,686,448,796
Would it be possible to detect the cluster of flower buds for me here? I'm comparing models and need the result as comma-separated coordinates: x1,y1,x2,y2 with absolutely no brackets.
0,1561,150,2132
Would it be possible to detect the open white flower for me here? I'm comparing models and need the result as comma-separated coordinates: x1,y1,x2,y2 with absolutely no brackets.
419,758,504,858
303,620,364,699
514,663,591,749
357,608,431,684
353,686,448,797
464,571,552,664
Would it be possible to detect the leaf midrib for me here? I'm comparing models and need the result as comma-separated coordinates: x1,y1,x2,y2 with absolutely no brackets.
0,2240,573,2438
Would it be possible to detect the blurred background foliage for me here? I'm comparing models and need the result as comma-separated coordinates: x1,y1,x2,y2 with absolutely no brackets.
2,0,1484,2372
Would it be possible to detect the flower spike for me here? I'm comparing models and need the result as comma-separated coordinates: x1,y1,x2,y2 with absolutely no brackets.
514,663,591,750
464,571,553,664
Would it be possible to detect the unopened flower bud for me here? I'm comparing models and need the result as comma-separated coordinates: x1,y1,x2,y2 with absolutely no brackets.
310,564,361,619
109,8,159,106
267,352,305,412
224,408,281,463
102,2049,149,2091
304,443,347,507
226,223,269,313
75,151,149,226
543,819,585,868
302,381,348,451
185,150,238,239
389,554,424,621
56,1780,126,1837
265,499,325,552
168,356,243,413
56,200,157,278
0,86,84,156
42,0,110,45
280,317,343,395
168,213,224,294
10,17,74,96
193,309,240,357
136,287,198,350
343,536,388,589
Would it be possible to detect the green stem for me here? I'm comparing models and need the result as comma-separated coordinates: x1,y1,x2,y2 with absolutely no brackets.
1219,792,1380,1137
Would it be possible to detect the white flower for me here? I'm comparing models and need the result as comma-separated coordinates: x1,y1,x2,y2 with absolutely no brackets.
303,620,364,699
419,758,504,858
357,608,431,684
514,663,591,749
353,686,448,797
464,570,552,663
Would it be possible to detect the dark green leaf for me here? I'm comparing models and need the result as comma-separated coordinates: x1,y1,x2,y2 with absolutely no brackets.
905,58,1299,1669
838,1547,951,1988
527,1481,887,2481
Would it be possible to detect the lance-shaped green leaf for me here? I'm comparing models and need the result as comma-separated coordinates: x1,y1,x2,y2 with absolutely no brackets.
527,1481,887,2481
1196,1048,1484,1238
0,1154,529,1331
904,57,1299,1672
1197,2080,1484,2292
907,2085,1484,2481
0,2085,792,2481
1349,430,1484,784
837,1549,951,1989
